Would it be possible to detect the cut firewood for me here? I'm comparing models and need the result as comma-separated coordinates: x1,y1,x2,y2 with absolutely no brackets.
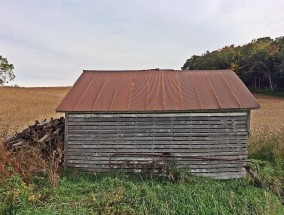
13,142,24,148
3,117,65,167
39,134,51,143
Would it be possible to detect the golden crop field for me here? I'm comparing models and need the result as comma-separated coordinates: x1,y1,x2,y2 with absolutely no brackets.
0,87,284,138
251,94,284,131
0,86,70,138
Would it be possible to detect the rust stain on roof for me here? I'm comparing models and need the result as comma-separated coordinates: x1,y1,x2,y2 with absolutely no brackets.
56,69,260,112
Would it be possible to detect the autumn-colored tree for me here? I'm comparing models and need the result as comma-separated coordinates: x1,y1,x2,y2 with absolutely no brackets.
182,36,284,92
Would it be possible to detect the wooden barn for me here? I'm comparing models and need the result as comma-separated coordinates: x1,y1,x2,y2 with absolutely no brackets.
56,69,260,179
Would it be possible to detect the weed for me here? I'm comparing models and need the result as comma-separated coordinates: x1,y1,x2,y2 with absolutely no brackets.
0,174,35,214
0,143,45,185
249,129,284,162
44,149,61,188
248,160,284,204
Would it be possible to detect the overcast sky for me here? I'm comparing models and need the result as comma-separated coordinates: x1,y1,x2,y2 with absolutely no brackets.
1,0,284,87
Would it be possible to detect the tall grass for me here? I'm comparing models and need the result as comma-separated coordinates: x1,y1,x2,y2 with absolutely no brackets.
248,129,284,203
249,129,284,163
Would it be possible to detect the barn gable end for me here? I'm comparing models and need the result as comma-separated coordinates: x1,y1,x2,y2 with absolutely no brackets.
57,69,260,179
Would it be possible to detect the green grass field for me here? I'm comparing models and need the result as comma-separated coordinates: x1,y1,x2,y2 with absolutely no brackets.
1,168,283,215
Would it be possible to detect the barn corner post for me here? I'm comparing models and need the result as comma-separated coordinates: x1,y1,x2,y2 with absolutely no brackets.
247,110,251,135
246,109,251,161
64,112,68,170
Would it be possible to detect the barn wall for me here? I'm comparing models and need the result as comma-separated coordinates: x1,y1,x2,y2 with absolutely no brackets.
66,111,249,179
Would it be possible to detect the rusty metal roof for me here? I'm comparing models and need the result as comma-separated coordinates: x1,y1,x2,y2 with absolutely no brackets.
56,69,260,112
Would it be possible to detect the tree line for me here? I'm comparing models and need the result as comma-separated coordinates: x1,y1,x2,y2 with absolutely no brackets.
182,37,284,92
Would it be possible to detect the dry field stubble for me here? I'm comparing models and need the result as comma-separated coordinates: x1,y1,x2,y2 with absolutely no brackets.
251,94,284,131
0,86,70,138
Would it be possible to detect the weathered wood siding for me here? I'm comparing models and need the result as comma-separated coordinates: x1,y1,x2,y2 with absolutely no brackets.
66,111,249,179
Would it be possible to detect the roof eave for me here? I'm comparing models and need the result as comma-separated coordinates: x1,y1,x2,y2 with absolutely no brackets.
56,107,260,114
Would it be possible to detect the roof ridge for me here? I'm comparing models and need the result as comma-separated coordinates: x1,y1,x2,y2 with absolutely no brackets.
83,68,160,72
83,69,232,73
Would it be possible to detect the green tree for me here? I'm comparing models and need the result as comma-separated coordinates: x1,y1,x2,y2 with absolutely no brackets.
278,48,284,89
0,55,15,85
181,55,200,70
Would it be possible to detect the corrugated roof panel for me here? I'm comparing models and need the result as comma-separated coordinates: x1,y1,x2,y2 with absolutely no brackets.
207,71,241,109
73,72,109,111
109,71,136,111
221,71,260,109
92,72,123,111
178,71,202,110
164,70,182,110
146,70,164,110
128,71,149,111
191,71,220,109
57,71,95,111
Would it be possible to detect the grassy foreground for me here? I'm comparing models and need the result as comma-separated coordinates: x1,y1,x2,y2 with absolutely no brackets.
1,168,283,215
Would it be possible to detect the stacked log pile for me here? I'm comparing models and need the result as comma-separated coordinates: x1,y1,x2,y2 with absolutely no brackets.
3,117,65,167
